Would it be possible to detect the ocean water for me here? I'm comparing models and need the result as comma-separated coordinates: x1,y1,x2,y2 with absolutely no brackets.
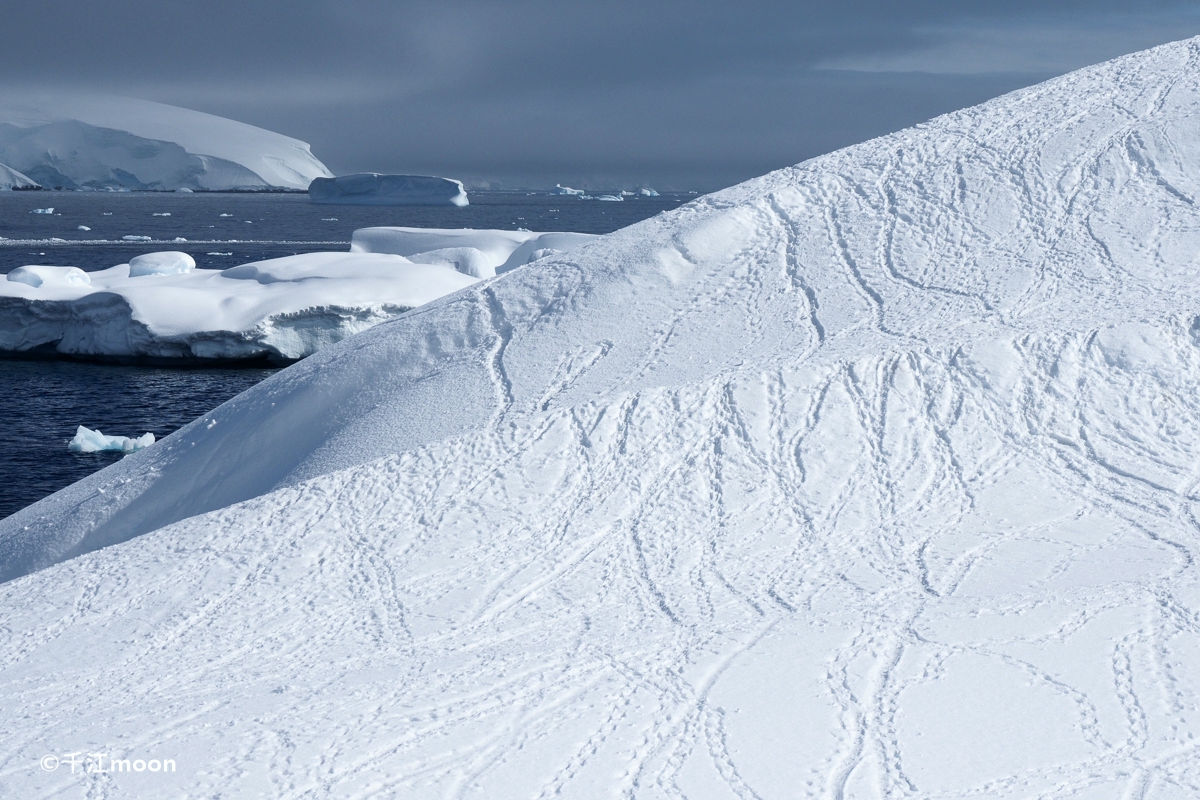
0,190,691,520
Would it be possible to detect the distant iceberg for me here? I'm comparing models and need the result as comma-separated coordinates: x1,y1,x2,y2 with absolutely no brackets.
68,425,154,454
0,162,38,191
0,93,333,191
554,184,587,196
309,173,469,206
639,187,659,196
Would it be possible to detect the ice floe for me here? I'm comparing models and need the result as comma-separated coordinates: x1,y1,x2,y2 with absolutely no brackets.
68,425,154,454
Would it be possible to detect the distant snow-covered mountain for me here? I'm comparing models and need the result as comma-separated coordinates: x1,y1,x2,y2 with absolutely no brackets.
0,161,38,190
0,94,333,191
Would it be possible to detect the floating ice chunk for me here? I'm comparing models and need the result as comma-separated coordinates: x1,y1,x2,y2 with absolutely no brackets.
102,212,112,216
639,187,659,196
122,235,152,242
68,425,154,454
595,194,623,201
173,237,188,242
128,251,195,277
219,213,233,217
309,173,469,207
7,265,92,289
30,207,54,214
175,187,193,193
152,212,171,217
77,225,91,231
321,218,338,221
554,184,586,196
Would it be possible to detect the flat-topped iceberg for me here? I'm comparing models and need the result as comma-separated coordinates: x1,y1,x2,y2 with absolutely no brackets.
0,93,332,191
0,162,38,190
309,173,469,206
0,227,596,361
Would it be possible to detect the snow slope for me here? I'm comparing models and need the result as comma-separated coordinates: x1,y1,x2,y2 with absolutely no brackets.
0,93,332,190
351,226,599,278
6,38,1200,798
0,161,38,190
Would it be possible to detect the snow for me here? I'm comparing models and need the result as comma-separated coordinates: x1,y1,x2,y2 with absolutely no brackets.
7,36,1200,799
309,173,469,206
0,93,332,190
350,226,599,278
67,425,154,453
0,161,37,190
127,251,194,277
0,250,477,361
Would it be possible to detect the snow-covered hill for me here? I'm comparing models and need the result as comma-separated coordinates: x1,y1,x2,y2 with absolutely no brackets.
6,38,1200,798
0,94,332,191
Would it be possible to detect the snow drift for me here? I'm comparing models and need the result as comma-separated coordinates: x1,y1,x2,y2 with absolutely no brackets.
6,37,1200,799
309,173,469,206
0,93,332,191
351,226,599,278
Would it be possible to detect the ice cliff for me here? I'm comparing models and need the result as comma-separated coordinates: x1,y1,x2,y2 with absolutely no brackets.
0,162,38,190
6,37,1200,799
0,93,333,191
309,173,469,206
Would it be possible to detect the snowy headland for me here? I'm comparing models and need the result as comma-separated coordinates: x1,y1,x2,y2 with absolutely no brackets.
0,93,332,191
7,36,1200,799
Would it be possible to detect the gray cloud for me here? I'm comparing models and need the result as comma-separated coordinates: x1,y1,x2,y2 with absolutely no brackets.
5,1,1200,189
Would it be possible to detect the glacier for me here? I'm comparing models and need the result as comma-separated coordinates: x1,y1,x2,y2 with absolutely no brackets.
308,173,469,206
0,161,38,190
0,93,333,191
6,37,1200,799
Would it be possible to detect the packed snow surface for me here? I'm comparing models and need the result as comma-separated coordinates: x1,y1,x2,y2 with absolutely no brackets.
0,93,332,191
309,173,469,206
8,37,1200,799
0,161,37,190
67,425,154,454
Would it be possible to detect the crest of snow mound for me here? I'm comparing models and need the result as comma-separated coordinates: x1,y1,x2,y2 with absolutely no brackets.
0,93,332,190
0,161,38,190
9,37,1200,799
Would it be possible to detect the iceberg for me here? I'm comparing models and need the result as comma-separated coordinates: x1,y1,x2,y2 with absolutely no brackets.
639,187,659,196
0,162,38,190
308,173,469,206
0,227,595,361
0,93,333,191
349,226,598,278
10,35,1200,800
68,425,154,453
554,183,587,195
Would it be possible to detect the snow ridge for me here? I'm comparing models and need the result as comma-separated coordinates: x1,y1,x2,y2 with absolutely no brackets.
6,37,1200,798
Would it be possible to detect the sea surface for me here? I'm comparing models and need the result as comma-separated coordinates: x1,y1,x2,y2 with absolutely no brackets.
0,189,692,520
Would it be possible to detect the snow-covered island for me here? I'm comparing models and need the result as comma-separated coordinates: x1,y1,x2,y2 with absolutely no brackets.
0,93,332,191
0,228,598,361
9,36,1200,800
308,173,470,206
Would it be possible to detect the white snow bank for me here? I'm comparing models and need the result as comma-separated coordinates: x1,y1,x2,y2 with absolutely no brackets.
0,162,37,190
309,173,468,206
6,265,90,288
0,93,332,191
10,35,1200,800
350,226,598,278
128,251,194,277
0,250,476,361
68,425,154,453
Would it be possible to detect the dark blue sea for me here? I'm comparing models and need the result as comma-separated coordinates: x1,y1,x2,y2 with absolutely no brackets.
0,189,692,520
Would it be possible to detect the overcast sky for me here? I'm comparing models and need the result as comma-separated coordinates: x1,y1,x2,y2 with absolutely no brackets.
7,1,1200,189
